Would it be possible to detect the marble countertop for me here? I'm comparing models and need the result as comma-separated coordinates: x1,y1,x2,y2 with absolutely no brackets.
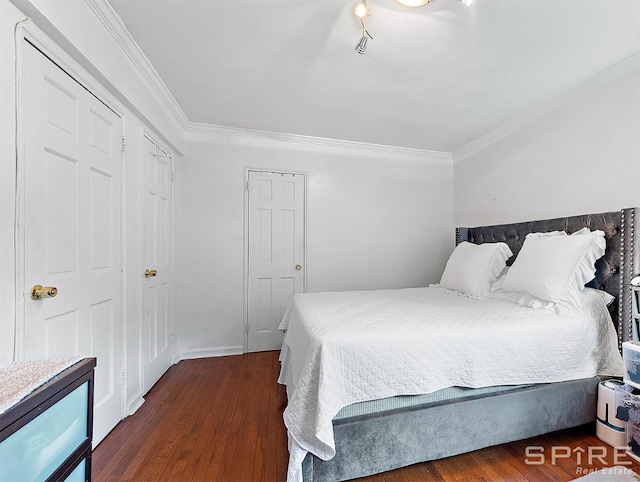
0,357,83,415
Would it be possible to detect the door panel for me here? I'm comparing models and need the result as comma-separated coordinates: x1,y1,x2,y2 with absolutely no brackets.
43,150,77,276
22,43,123,445
142,137,173,393
89,167,114,270
247,171,305,352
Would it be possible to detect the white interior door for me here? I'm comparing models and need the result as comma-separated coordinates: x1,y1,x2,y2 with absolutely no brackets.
21,43,123,444
247,170,305,352
141,136,173,393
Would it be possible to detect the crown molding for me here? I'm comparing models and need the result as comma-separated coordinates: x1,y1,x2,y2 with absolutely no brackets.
79,0,452,163
77,2,640,164
187,122,453,162
84,0,191,131
454,51,640,162
81,0,532,163
452,109,540,163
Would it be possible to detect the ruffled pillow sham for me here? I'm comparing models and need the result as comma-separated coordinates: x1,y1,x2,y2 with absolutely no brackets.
499,228,606,314
490,274,614,314
438,241,512,299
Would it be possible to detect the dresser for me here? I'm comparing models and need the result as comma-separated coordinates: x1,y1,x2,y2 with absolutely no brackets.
0,358,96,482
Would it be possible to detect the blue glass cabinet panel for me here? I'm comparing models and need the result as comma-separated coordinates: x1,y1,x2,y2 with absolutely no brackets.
0,382,88,482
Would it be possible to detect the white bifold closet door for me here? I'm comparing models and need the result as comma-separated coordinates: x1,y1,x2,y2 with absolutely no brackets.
21,42,123,445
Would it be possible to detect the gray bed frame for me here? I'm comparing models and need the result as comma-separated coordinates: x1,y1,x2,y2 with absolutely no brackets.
301,208,639,482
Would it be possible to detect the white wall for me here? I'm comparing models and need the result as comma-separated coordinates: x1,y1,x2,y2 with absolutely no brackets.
176,131,454,357
454,54,640,227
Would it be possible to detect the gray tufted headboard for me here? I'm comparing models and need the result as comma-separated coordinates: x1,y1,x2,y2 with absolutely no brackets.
456,208,639,350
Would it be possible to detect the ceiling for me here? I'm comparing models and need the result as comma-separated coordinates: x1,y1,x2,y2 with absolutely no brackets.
109,0,640,153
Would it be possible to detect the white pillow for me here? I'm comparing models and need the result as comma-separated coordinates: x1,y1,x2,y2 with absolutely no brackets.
489,284,615,315
525,230,568,238
439,242,512,298
501,229,605,312
585,287,615,307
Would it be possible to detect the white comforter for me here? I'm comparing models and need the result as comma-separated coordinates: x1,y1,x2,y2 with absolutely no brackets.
278,286,623,482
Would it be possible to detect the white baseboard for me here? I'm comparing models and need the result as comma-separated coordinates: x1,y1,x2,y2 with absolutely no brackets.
126,394,145,416
177,345,243,361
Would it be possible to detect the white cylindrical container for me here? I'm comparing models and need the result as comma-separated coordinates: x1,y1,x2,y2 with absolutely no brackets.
596,379,626,447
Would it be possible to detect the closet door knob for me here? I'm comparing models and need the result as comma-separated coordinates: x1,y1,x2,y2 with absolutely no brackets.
31,285,58,300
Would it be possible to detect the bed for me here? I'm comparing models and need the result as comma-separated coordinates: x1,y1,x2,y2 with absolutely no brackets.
278,208,639,482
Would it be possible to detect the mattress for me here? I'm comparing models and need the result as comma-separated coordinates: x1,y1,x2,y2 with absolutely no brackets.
333,383,530,421
278,286,623,482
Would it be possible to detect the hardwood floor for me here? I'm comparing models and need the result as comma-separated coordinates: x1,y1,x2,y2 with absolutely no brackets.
92,352,639,481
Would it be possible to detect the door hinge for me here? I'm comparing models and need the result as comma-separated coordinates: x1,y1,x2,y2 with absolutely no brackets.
121,136,127,152
122,369,127,385
246,322,249,333
170,170,175,182
170,333,174,344
246,180,250,191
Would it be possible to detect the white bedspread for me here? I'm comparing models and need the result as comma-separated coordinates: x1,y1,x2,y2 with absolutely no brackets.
278,286,623,482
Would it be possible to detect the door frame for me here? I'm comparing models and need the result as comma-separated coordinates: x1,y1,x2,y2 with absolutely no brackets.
243,168,307,353
14,21,127,423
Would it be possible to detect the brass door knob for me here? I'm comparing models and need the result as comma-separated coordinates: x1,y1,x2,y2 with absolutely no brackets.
31,285,58,300
295,264,303,271
145,269,158,278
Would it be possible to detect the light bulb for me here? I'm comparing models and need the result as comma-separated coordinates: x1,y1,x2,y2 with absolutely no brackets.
354,2,368,18
461,0,474,6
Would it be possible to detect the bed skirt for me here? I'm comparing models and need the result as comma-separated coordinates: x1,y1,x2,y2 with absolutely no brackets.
301,377,601,481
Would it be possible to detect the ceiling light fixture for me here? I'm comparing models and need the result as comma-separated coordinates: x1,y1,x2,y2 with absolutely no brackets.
396,0,474,6
354,0,473,54
396,0,432,6
354,1,373,54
